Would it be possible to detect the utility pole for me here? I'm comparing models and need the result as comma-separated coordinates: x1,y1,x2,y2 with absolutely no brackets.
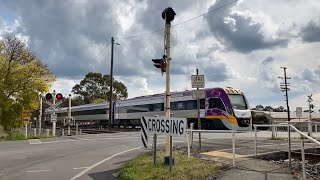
52,90,56,137
278,66,291,166
307,94,313,136
108,37,114,132
68,94,72,136
38,93,42,136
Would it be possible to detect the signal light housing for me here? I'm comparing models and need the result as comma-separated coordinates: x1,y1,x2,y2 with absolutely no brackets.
56,93,63,100
45,93,52,100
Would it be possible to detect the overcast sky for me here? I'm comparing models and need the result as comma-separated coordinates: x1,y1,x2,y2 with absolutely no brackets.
1,0,320,110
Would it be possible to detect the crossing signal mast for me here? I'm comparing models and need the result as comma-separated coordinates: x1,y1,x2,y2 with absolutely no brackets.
45,90,64,136
151,7,176,167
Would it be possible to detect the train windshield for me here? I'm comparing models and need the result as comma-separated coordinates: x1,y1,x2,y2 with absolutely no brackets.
228,94,248,110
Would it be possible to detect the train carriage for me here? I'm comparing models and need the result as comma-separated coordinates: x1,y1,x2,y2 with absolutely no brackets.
45,87,252,130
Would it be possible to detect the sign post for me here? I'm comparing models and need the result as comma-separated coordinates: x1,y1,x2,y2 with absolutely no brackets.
191,69,205,150
141,116,186,171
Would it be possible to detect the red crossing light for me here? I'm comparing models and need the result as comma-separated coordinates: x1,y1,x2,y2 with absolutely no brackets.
56,93,63,100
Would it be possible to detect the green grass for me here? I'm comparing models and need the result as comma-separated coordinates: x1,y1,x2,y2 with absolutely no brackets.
0,131,25,141
118,150,223,180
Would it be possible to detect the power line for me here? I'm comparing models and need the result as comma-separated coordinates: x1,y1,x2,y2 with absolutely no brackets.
66,40,112,81
115,0,238,40
172,0,238,28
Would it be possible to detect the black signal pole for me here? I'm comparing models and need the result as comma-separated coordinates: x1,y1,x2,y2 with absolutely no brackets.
278,66,291,166
108,37,114,132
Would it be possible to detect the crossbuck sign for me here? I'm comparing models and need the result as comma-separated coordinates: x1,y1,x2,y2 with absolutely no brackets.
141,116,187,148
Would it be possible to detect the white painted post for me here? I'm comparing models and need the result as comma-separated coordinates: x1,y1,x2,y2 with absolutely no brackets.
254,126,257,157
275,125,278,138
62,129,64,136
25,123,28,139
190,123,194,149
187,131,191,158
301,135,306,180
308,121,312,137
316,125,318,133
271,120,275,139
232,129,235,167
76,124,79,135
79,129,82,135
33,128,37,136
46,129,50,137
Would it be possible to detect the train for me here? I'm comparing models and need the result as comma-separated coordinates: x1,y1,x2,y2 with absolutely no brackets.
44,87,252,130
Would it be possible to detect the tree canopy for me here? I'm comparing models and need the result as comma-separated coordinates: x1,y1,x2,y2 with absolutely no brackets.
0,36,55,133
71,72,128,104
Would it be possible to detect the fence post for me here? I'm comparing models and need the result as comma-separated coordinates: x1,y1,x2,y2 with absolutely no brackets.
187,131,191,158
254,126,257,157
271,120,275,139
190,123,194,149
25,123,28,139
76,124,79,135
301,135,306,180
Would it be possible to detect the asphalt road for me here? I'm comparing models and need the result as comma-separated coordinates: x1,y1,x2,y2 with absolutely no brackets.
0,131,318,180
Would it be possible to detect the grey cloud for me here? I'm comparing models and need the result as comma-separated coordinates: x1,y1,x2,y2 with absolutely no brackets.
203,62,230,82
300,20,320,42
2,0,121,78
205,0,288,53
302,67,320,83
258,57,279,93
262,56,274,65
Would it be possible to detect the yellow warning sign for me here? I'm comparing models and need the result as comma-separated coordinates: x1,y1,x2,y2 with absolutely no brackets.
21,111,31,122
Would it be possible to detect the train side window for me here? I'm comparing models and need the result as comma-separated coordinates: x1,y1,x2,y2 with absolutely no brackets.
153,103,163,112
185,100,197,110
209,98,226,111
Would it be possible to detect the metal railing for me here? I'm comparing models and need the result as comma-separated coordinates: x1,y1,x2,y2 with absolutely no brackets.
254,124,320,180
186,128,237,167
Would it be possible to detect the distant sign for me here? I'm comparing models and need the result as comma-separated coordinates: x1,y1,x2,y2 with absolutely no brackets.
192,89,205,99
191,75,205,88
296,107,302,117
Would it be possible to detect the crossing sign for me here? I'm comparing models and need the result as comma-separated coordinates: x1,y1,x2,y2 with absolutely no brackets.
141,116,187,137
191,75,205,88
51,113,57,122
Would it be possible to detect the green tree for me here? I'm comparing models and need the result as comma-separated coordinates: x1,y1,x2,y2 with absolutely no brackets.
72,72,127,104
0,36,55,133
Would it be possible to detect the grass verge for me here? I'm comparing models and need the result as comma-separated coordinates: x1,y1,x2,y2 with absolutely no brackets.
118,150,223,180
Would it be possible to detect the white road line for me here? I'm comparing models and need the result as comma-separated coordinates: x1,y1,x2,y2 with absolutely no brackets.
28,139,42,145
73,167,89,170
43,137,139,144
70,146,142,180
70,140,184,179
27,170,52,173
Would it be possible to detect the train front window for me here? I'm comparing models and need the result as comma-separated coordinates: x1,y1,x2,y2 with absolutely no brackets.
228,94,247,110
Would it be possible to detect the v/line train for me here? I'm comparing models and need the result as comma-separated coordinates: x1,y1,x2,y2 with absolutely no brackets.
45,87,252,130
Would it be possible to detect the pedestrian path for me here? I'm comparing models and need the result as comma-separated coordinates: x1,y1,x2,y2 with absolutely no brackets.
211,158,295,180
